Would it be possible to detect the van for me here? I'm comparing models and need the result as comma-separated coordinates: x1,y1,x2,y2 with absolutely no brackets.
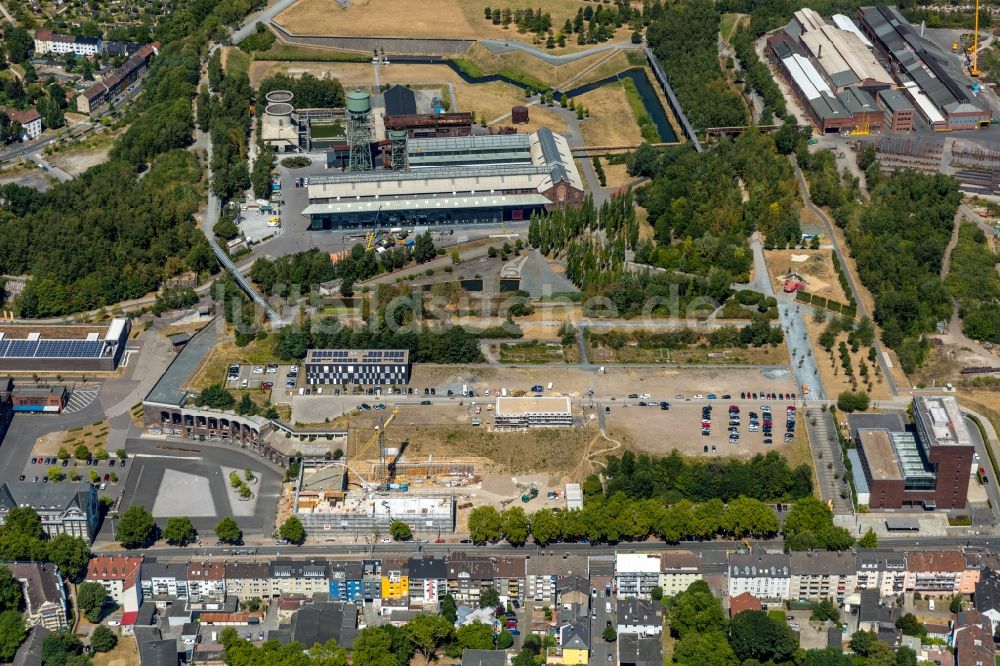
928,599,935,611
605,601,612,613
462,384,468,397
501,388,508,397
211,632,218,643
547,382,554,390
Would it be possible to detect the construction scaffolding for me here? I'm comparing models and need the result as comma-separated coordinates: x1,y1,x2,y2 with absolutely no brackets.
294,489,456,533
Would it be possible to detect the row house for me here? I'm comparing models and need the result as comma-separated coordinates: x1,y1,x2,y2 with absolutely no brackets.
85,555,142,613
381,558,410,609
616,598,663,637
447,557,495,607
953,611,995,666
856,550,906,596
187,562,226,609
225,562,271,600
728,549,791,602
141,562,189,603
615,554,661,599
33,29,102,56
973,568,1000,633
527,553,587,605
270,560,328,597
556,575,590,608
905,551,979,596
408,557,447,607
789,551,858,603
659,552,703,597
328,560,381,602
493,556,525,603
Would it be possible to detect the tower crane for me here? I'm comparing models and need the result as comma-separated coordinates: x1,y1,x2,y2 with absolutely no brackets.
970,0,981,77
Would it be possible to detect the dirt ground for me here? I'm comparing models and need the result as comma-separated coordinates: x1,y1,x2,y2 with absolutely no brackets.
35,420,110,456
587,340,789,366
49,145,114,177
601,161,633,190
576,84,643,146
764,249,849,305
275,0,629,51
803,315,893,401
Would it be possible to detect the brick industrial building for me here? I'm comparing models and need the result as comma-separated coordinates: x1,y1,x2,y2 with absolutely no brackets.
854,396,975,510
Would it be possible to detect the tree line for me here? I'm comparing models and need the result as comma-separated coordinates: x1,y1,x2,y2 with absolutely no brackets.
256,73,346,109
646,0,747,129
945,223,1000,344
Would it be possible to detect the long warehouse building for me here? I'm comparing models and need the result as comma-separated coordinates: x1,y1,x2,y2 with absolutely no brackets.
0,318,131,372
857,4,990,131
303,128,584,229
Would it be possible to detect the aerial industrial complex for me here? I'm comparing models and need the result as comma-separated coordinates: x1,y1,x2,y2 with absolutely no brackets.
769,5,990,133
0,318,131,372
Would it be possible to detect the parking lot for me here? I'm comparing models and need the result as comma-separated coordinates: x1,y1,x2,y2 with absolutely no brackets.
19,454,130,493
225,362,299,394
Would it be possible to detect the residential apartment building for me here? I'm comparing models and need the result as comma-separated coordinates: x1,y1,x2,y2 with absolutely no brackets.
270,560,329,597
4,562,67,631
973,568,1000,633
728,550,791,602
906,551,979,595
548,622,590,665
616,598,663,636
141,562,189,602
526,554,587,604
77,44,156,115
493,556,525,603
85,556,142,613
0,482,99,542
556,575,590,608
856,550,906,596
447,558,495,607
408,557,447,607
224,562,271,600
618,634,663,666
2,108,42,140
615,554,661,599
659,553,703,597
381,558,410,608
33,29,101,56
187,563,226,607
789,551,858,603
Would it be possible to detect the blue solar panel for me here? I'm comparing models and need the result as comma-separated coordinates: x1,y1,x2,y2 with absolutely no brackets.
0,338,105,359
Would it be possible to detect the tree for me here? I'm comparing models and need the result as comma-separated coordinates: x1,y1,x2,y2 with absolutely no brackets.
674,630,738,666
783,496,854,552
57,447,70,461
468,506,502,544
496,628,514,649
849,630,877,657
456,622,494,650
117,505,156,549
810,599,841,623
413,230,436,263
895,613,926,638
90,625,118,652
949,595,963,613
837,391,870,412
404,614,453,663
74,444,91,461
530,508,560,545
0,569,22,613
352,627,404,666
210,516,242,545
0,610,24,661
2,506,43,540
389,520,412,541
729,609,798,663
602,625,617,642
479,586,500,609
4,27,32,63
279,516,306,544
501,507,530,546
163,517,197,546
77,581,108,623
46,534,92,581
859,527,879,549
668,580,727,639
46,467,64,483
440,594,457,624
650,586,663,601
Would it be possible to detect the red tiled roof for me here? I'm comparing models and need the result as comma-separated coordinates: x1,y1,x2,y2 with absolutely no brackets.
729,592,762,617
906,550,966,573
86,556,142,589
4,108,40,124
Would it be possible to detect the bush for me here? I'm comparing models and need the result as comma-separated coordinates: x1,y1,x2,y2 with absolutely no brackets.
280,156,311,168
837,391,870,413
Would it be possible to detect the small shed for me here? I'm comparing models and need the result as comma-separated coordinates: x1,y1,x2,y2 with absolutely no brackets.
168,332,192,352
512,105,529,124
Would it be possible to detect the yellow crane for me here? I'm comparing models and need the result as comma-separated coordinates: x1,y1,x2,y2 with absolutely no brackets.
364,205,384,252
970,0,981,77
850,119,871,136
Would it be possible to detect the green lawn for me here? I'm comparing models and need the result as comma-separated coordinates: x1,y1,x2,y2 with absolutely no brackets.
310,122,345,138
619,77,661,143
225,48,251,78
720,13,748,44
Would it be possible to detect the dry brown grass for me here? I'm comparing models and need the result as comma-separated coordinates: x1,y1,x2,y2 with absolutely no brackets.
189,336,280,392
36,420,110,457
764,249,849,305
804,315,893,401
93,635,139,666
276,0,627,51
576,84,643,146
462,42,631,88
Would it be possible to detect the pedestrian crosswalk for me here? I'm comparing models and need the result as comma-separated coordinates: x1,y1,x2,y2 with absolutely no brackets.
63,386,101,414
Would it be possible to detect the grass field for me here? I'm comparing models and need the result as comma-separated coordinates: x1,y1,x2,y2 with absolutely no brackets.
575,84,643,146
222,46,252,78
587,341,789,366
720,12,749,45
498,341,568,364
275,0,626,51
461,42,631,89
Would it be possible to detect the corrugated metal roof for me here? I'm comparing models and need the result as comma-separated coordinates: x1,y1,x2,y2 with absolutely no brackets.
302,193,551,215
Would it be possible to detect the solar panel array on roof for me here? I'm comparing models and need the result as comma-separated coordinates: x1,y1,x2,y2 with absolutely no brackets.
306,349,409,363
0,339,106,359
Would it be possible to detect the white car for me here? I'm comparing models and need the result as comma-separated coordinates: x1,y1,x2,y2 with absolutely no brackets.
107,620,120,627
639,393,651,400
380,538,392,544
252,366,264,374
693,394,704,400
